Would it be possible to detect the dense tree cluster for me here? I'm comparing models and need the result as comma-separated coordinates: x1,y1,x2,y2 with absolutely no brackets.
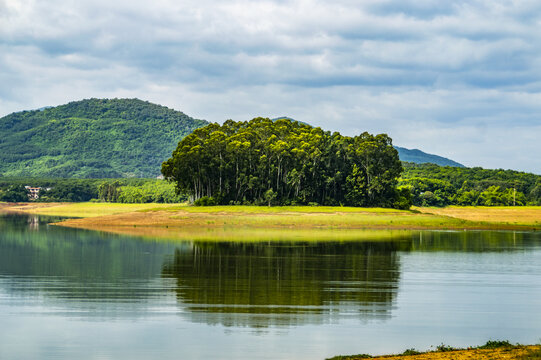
400,163,541,206
98,180,186,203
162,118,408,208
0,185,29,202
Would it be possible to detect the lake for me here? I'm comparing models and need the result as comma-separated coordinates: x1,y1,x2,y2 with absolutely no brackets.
1,212,541,359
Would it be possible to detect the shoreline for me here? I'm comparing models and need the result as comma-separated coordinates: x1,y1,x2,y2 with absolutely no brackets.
327,343,541,360
2,202,541,241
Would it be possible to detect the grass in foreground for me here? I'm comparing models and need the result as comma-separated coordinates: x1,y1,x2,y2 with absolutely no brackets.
327,341,541,360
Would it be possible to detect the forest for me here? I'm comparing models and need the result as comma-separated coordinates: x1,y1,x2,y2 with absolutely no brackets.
161,118,409,208
400,163,541,206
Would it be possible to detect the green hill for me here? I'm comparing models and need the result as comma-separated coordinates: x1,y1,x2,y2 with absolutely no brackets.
394,146,464,167
0,99,208,178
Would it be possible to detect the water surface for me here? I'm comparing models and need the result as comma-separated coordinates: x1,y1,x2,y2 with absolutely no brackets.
1,213,541,359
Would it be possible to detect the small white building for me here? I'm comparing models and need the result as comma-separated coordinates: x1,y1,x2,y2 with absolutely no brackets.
25,186,41,200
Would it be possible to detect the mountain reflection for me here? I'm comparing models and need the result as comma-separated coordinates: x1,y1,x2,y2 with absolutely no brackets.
162,241,411,327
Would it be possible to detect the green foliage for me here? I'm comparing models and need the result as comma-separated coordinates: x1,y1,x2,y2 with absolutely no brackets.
162,118,405,207
193,196,216,206
325,355,372,360
41,182,96,202
393,186,413,210
0,98,207,178
402,348,422,355
264,189,277,206
400,163,541,206
478,340,515,349
0,178,185,203
97,179,186,203
0,185,28,202
436,343,457,352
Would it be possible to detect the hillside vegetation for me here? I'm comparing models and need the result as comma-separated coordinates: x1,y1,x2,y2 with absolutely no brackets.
0,98,208,178
400,162,541,206
395,146,464,167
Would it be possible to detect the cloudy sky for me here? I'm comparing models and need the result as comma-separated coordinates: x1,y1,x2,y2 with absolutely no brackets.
2,0,541,172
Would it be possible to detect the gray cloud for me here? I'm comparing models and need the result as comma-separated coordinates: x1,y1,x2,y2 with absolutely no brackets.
2,0,541,172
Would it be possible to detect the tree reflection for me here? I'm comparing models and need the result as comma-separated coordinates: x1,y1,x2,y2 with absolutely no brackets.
162,241,411,327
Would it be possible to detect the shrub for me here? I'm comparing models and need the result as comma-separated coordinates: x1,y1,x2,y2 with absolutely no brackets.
194,196,216,206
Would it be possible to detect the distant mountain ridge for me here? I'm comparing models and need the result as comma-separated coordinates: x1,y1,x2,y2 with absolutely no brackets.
394,146,464,167
0,98,208,178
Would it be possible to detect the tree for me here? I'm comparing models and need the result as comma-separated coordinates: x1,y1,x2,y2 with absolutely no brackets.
162,118,405,208
0,185,28,202
264,189,277,207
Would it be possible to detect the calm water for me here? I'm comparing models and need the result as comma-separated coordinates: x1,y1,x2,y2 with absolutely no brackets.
1,213,541,360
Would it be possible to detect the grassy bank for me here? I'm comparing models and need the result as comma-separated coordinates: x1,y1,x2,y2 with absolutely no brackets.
2,202,540,242
417,206,541,227
1,202,180,218
3,202,540,241
328,341,541,360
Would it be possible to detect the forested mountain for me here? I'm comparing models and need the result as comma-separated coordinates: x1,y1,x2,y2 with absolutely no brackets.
0,99,208,178
395,147,464,167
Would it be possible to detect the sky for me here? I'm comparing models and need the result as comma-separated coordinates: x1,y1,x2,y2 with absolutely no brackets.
1,0,541,173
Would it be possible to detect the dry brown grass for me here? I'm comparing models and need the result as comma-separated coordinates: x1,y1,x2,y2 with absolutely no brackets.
332,345,540,360
417,206,541,227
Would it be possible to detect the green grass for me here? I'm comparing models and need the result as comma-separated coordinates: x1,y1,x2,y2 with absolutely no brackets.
7,202,179,218
142,205,403,214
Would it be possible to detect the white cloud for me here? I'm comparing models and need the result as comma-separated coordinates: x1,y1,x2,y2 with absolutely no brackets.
1,0,541,172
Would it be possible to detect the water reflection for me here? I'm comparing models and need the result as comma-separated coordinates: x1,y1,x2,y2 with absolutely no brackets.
162,241,411,327
1,212,540,326
0,213,182,317
2,212,541,359
410,230,539,252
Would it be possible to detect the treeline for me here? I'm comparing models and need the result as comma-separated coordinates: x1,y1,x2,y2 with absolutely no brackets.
162,118,409,208
0,178,186,203
97,180,185,203
400,163,541,206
